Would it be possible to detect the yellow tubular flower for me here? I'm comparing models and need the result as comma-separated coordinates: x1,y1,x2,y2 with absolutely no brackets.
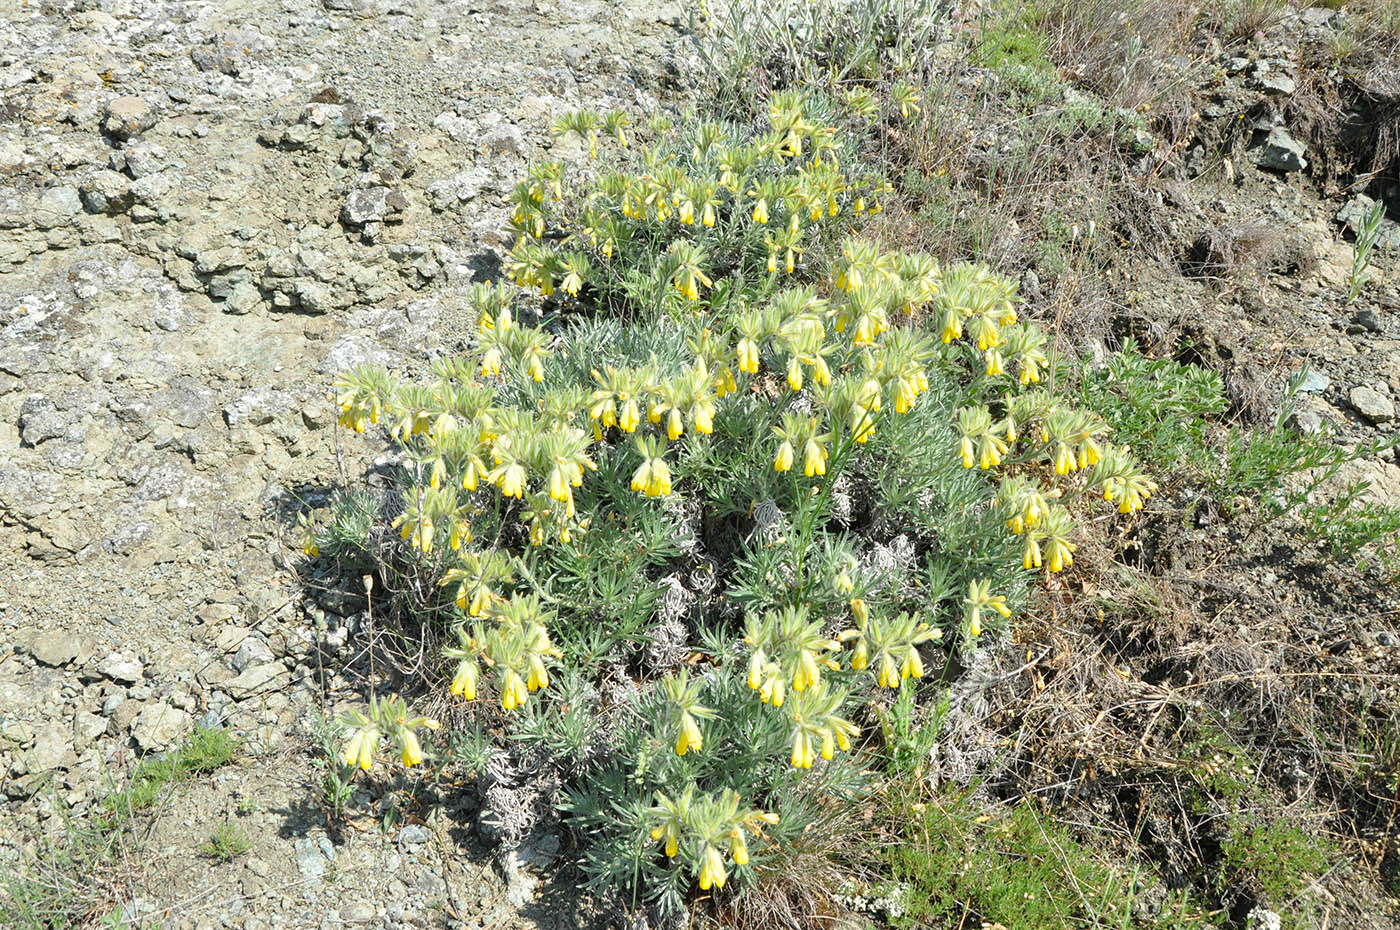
527,653,550,691
699,845,728,890
1054,443,1076,475
787,356,803,391
747,651,766,690
791,731,813,769
502,670,529,711
774,441,794,472
693,402,715,434
451,660,478,699
736,337,759,373
729,830,749,866
342,727,377,771
667,407,684,441
401,730,424,767
877,654,900,689
675,711,703,756
901,649,925,680
803,439,827,477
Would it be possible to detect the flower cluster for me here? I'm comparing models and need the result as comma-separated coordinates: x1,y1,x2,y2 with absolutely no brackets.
443,593,563,712
339,694,440,771
648,786,778,891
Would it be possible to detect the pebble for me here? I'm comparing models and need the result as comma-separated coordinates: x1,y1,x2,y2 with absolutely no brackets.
1349,385,1395,424
97,652,145,685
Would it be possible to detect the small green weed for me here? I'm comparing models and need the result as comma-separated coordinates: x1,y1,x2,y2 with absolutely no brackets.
1298,479,1400,576
1220,820,1330,921
201,820,252,862
3,728,238,930
101,725,238,822
878,785,1219,929
1347,198,1389,304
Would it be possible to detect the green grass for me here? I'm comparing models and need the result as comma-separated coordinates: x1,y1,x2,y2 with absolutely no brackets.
201,820,252,862
100,725,239,822
877,785,1223,929
2,727,239,930
1220,820,1330,923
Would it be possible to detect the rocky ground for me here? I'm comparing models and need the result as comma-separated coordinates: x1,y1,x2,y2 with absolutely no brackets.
0,0,695,927
1,0,1398,929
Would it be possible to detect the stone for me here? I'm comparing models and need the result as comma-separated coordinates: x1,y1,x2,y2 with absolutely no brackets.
225,662,287,699
224,280,262,314
97,652,145,684
1256,127,1307,173
132,703,193,752
18,395,66,446
1252,71,1295,96
25,729,74,773
214,626,254,654
79,169,134,214
399,824,431,846
33,187,82,230
1351,307,1382,334
104,96,156,139
342,902,375,922
1297,370,1331,394
1337,195,1400,250
231,636,274,673
224,387,293,428
481,123,527,158
431,111,473,141
501,850,538,907
425,167,491,210
31,632,90,667
340,186,403,226
294,837,327,881
72,711,108,747
1349,385,1395,424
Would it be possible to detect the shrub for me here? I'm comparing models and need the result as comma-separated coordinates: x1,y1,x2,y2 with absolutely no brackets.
309,92,1156,917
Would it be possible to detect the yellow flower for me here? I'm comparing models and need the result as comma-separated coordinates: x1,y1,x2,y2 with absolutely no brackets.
401,730,424,766
451,660,478,699
737,337,760,374
502,669,529,711
667,407,685,441
650,823,680,858
1053,443,1076,475
790,730,814,769
1022,536,1042,570
877,653,900,689
675,711,703,756
786,356,804,391
342,726,377,771
901,649,925,680
527,653,550,692
693,403,715,434
496,462,527,499
774,441,794,472
802,439,827,477
699,844,728,890
729,830,749,866
985,348,1004,377
619,398,640,433
548,466,569,503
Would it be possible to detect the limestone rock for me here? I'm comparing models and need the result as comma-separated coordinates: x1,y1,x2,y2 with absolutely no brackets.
132,703,193,752
104,96,156,139
1349,385,1395,424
